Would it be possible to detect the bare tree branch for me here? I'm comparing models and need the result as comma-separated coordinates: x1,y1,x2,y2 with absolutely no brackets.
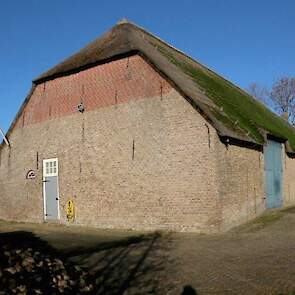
247,83,269,102
247,77,295,125
270,77,295,124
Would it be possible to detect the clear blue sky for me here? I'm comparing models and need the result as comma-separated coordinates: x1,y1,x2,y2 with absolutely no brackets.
1,0,294,133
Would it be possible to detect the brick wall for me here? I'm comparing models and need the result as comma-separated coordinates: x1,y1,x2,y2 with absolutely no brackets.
283,146,295,207
215,138,295,230
214,138,266,231
15,55,171,128
1,54,295,232
0,54,220,233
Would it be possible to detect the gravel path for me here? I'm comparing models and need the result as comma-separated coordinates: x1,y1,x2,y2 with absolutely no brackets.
1,208,295,294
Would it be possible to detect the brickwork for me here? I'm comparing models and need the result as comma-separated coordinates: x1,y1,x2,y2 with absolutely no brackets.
214,138,295,231
0,54,220,233
283,146,295,207
15,55,171,128
214,138,266,231
1,54,295,232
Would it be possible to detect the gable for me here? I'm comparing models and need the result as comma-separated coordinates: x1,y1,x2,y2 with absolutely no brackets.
14,55,171,129
4,21,295,154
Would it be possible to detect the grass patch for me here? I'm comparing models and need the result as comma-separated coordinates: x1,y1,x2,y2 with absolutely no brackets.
0,219,14,225
281,205,295,214
234,211,284,233
254,211,283,226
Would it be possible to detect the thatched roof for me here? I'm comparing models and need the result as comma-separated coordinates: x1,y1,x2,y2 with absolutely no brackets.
7,21,295,153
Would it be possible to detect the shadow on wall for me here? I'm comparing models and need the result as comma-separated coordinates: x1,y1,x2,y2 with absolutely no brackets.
0,230,178,294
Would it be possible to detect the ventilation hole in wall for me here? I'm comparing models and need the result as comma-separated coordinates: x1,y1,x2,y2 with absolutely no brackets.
81,120,85,142
7,149,11,168
132,139,135,160
204,124,211,148
126,57,130,68
125,57,132,80
36,152,39,170
22,111,26,128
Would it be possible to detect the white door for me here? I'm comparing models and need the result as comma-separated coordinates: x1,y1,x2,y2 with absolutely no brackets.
43,158,60,220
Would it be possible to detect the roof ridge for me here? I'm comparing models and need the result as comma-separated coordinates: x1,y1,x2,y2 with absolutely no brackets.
115,21,255,104
4,21,295,154
116,18,130,25
123,22,254,101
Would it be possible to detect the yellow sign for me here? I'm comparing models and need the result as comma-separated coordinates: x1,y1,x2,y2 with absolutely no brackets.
66,200,75,222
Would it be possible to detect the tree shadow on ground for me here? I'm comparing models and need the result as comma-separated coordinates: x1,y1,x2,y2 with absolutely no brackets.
0,230,175,294
181,285,198,295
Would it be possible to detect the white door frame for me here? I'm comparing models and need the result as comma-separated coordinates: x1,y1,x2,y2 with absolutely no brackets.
43,158,60,220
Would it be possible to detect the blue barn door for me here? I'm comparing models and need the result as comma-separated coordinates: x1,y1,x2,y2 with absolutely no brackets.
264,140,283,209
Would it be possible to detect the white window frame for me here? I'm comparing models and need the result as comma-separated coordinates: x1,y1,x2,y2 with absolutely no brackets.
43,158,59,177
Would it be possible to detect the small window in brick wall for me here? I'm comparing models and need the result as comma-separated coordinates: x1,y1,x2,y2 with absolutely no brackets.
44,159,58,177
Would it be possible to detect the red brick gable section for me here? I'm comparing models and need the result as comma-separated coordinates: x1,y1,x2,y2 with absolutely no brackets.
15,55,172,128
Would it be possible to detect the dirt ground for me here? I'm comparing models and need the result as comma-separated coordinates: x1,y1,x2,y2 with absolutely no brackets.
1,208,295,294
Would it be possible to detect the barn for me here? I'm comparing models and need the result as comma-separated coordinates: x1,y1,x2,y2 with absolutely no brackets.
1,20,295,233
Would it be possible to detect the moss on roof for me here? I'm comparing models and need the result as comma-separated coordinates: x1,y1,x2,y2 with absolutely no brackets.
6,21,295,154
155,44,295,150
